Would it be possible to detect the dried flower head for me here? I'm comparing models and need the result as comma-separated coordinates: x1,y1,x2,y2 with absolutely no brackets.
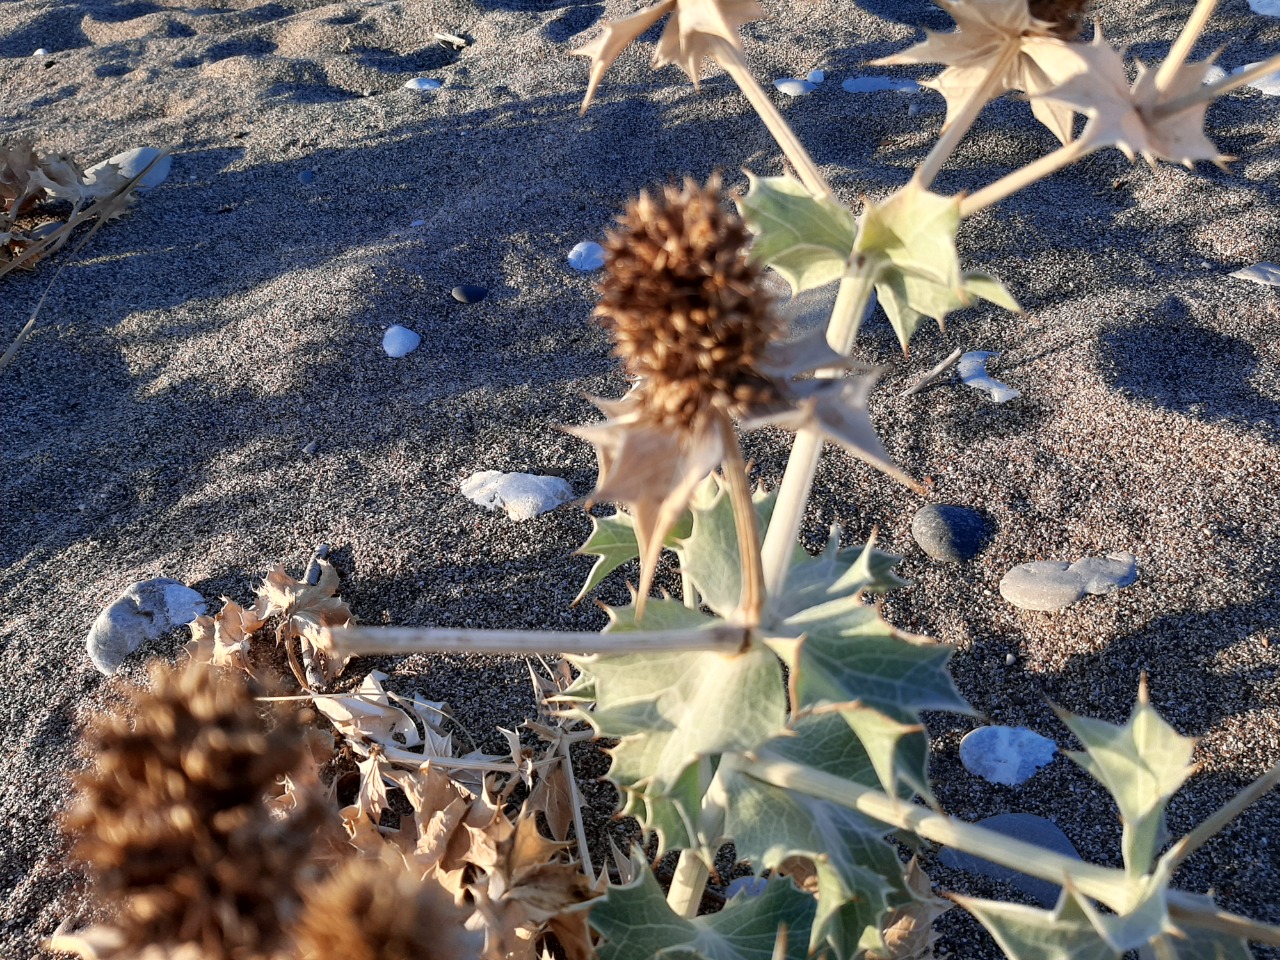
1027,0,1092,40
291,854,480,960
64,661,319,959
596,174,780,426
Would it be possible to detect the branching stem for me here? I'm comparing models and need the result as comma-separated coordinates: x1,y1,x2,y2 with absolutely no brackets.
960,136,1091,217
321,624,747,658
717,410,765,625
915,45,1018,190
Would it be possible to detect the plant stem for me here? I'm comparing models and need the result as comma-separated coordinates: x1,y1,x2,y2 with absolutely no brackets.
1162,762,1280,871
759,261,878,604
1154,0,1219,94
1155,51,1280,120
717,411,765,625
959,136,1091,217
710,38,831,200
914,46,1017,190
557,733,595,881
667,850,710,918
320,624,748,658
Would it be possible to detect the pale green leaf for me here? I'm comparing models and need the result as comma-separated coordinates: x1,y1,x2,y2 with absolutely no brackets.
1055,681,1198,875
723,713,908,958
675,477,777,619
1145,925,1252,960
954,890,1120,960
737,173,856,295
574,509,694,605
965,272,1023,313
592,859,815,960
775,527,908,620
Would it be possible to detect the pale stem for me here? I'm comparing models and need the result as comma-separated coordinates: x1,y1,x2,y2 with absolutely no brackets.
1162,762,1280,871
710,38,832,200
557,734,595,880
681,569,698,609
1155,51,1280,120
959,136,1091,217
759,262,879,603
667,850,710,918
321,624,748,658
716,410,765,625
743,752,1280,944
1154,0,1219,94
915,45,1018,190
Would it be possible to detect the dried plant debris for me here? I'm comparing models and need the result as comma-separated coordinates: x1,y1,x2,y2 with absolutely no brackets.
0,139,167,279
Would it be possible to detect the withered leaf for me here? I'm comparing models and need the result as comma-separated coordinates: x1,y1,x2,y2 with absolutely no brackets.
185,598,264,672
256,559,354,684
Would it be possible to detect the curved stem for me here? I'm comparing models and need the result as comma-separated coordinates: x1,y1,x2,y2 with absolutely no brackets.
717,410,765,625
710,38,831,200
915,45,1018,190
759,261,879,604
959,136,1091,217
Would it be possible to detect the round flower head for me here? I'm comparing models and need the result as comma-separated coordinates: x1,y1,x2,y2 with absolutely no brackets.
1028,0,1092,39
64,661,320,959
595,173,780,425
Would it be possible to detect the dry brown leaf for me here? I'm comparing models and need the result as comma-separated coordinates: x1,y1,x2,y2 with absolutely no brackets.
355,744,395,822
867,858,952,960
185,598,265,672
256,559,354,684
311,671,421,748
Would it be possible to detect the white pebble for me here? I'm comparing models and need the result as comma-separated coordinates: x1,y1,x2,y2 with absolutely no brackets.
382,325,421,358
1233,61,1280,95
774,78,816,97
460,471,574,521
32,48,49,57
841,76,919,94
404,77,442,91
960,726,1058,786
85,147,172,192
807,69,825,84
1247,0,1280,14
957,351,1021,403
1230,262,1280,286
409,219,426,227
568,241,606,271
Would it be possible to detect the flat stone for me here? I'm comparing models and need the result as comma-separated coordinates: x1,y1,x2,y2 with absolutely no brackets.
774,78,817,96
404,77,442,91
841,76,919,93
1234,61,1280,95
960,726,1058,786
452,284,488,304
86,578,206,675
1249,0,1280,13
297,169,315,184
460,471,574,521
911,504,990,563
1069,551,1138,595
382,325,421,358
85,147,172,192
1230,262,1280,286
999,561,1086,611
567,241,605,272
939,814,1081,907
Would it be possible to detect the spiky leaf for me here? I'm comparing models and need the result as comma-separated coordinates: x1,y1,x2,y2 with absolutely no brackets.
574,509,695,605
737,174,857,294
954,890,1118,960
675,478,777,619
1054,680,1198,875
723,713,909,958
591,859,814,960
774,527,908,620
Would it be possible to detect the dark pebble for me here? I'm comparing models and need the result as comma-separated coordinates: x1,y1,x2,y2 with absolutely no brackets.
452,284,488,304
298,169,315,184
910,504,990,563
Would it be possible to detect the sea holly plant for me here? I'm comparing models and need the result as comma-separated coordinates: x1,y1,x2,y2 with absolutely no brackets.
56,0,1280,957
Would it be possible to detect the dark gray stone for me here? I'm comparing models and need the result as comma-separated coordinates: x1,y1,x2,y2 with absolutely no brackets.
939,813,1081,907
85,578,207,675
910,504,990,562
452,284,488,304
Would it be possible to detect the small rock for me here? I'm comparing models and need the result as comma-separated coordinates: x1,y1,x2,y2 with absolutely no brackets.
1204,63,1229,84
85,147,172,192
452,284,488,304
999,561,1086,611
1069,551,1138,594
410,218,426,228
86,578,207,675
1234,60,1280,95
911,504,990,563
1249,0,1280,13
841,76,919,93
1230,262,1280,286
774,78,817,96
957,351,1021,403
567,241,606,272
301,440,318,455
382,325,421,358
807,69,825,84
908,101,921,117
939,814,1081,907
461,471,574,520
32,48,49,57
1004,652,1016,666
404,77,442,91
298,169,315,184
959,726,1058,786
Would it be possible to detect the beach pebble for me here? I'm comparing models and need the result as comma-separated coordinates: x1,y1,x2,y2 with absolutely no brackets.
939,814,1081,907
1249,0,1280,12
1234,61,1280,95
959,726,1058,786
382,325,421,358
452,284,488,304
404,77,442,91
725,876,768,899
842,76,919,94
86,578,207,675
774,78,817,96
460,471,574,520
999,561,1086,611
807,69,825,84
568,241,606,272
1204,64,1228,84
1069,551,1138,595
32,48,49,57
1230,262,1280,286
298,169,315,185
957,351,1021,403
410,218,426,228
85,147,172,192
911,504,990,563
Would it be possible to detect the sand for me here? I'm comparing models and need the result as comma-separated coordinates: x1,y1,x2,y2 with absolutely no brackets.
2,0,1279,956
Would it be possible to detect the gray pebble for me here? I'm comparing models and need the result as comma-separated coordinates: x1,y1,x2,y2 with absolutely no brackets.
911,504,990,562
939,813,1081,907
959,726,1058,786
1069,551,1138,595
452,284,488,304
999,561,1087,611
85,578,207,675
298,169,315,185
